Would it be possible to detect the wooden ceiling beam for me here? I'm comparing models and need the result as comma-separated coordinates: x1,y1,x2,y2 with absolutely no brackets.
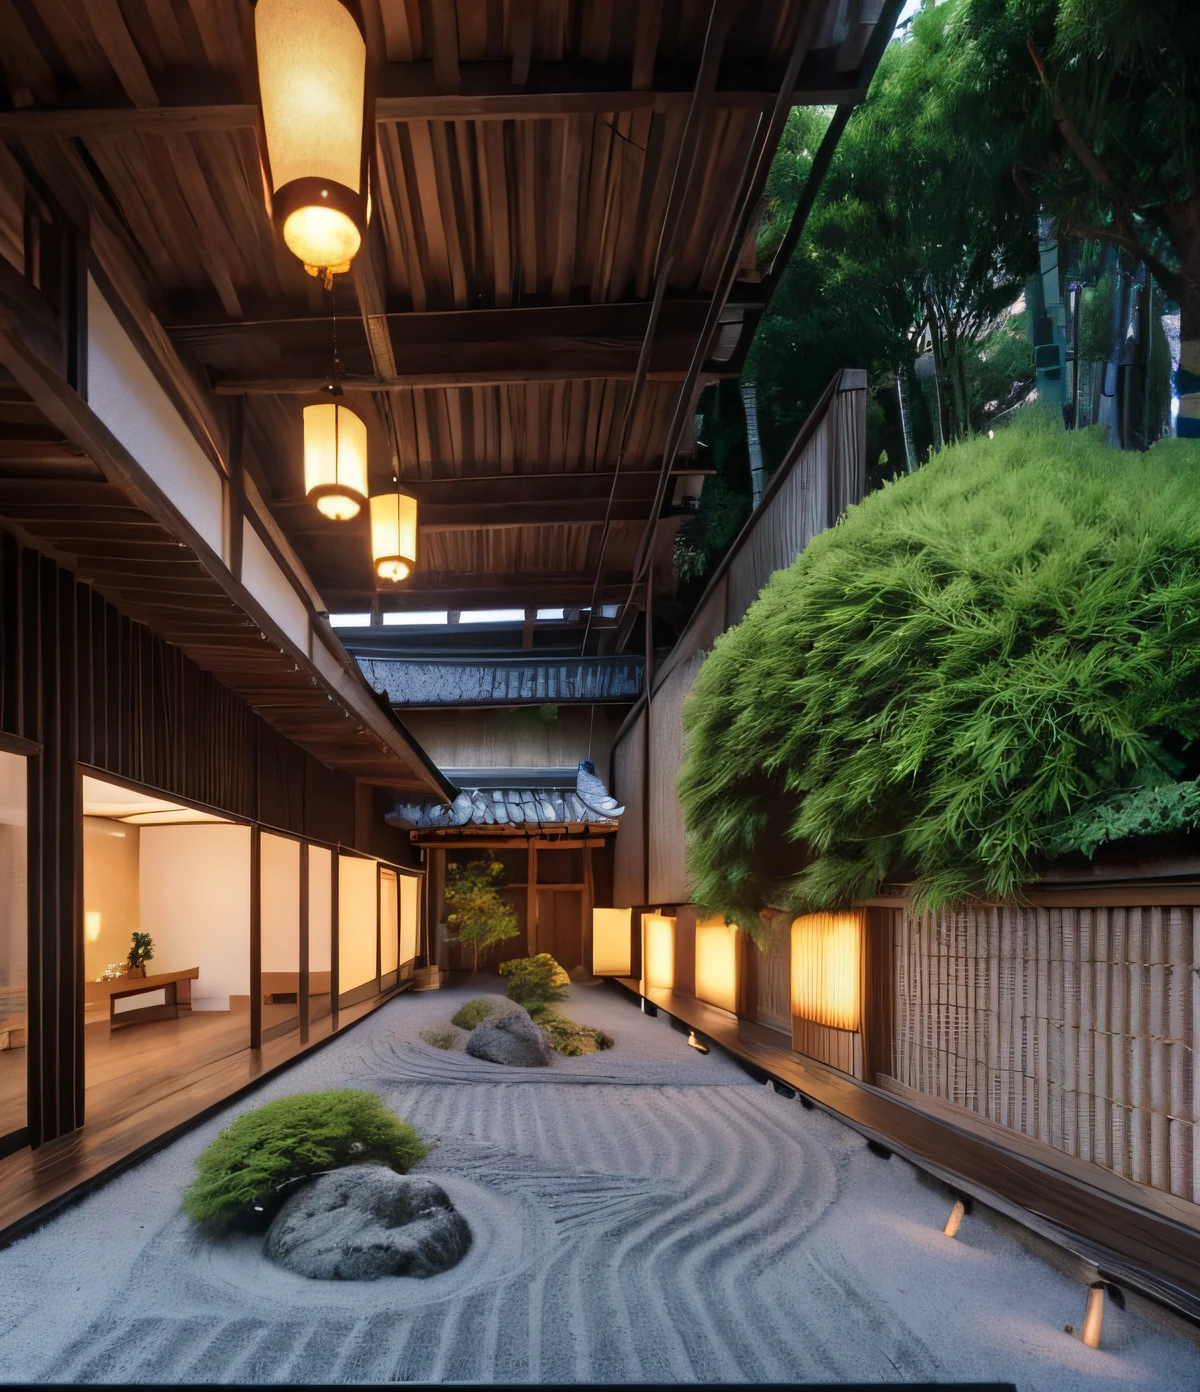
0,52,867,135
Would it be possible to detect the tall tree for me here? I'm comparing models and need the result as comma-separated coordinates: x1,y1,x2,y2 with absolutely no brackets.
961,0,1200,434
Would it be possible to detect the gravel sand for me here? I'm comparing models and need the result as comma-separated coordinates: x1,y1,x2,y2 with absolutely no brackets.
0,980,1197,1386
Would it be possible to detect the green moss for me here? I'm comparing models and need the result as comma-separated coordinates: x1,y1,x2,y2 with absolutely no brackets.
182,1090,429,1229
679,417,1200,925
420,1026,462,1051
537,1010,614,1056
451,997,499,1030
498,954,569,1013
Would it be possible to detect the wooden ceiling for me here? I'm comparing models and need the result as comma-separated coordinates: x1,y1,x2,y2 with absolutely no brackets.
0,0,896,632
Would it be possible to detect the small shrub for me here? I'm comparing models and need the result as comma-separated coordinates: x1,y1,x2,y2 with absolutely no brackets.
444,858,520,970
538,1010,614,1057
128,931,154,971
420,1027,462,1051
499,954,569,1014
183,1090,429,1229
451,997,499,1030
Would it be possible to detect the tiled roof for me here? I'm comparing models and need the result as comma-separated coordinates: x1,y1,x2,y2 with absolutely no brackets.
387,761,624,831
357,656,644,706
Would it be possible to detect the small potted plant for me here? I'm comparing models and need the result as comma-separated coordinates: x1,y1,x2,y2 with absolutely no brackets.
126,932,154,979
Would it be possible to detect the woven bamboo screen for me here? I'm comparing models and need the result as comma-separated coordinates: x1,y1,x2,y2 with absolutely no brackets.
890,904,1198,1203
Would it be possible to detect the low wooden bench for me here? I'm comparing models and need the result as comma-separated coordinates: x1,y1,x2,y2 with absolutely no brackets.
84,968,200,1029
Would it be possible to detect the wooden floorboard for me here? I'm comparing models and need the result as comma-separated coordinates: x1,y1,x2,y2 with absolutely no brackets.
0,985,409,1247
612,978,1200,1324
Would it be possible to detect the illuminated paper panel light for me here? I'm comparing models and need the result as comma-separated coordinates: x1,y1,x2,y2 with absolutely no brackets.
642,913,675,991
304,403,368,519
791,912,862,1031
592,907,632,977
695,915,738,1014
370,488,419,582
256,0,368,274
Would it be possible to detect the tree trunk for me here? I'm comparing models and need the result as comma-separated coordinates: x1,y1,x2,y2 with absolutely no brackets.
1162,199,1200,440
896,369,918,474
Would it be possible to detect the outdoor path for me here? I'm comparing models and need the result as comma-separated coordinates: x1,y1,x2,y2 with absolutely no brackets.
0,981,1197,1387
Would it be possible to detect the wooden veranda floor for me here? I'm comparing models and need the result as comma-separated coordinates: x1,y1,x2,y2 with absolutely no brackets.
0,987,408,1247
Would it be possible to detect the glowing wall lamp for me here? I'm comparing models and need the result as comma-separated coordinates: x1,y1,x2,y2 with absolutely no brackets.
592,907,632,978
369,485,419,582
791,912,862,1032
303,402,368,519
255,0,371,281
642,913,675,991
694,914,738,1014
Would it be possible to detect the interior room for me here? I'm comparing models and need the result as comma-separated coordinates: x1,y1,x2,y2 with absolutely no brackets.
81,774,252,1124
0,748,26,1146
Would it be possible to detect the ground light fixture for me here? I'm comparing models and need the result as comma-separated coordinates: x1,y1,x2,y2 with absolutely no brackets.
304,402,368,519
254,0,371,283
370,484,419,582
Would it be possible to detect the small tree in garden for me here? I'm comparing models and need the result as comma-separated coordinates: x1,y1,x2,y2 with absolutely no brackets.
443,858,519,972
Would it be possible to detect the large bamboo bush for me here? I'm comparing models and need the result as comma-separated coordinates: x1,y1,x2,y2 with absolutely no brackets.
679,417,1200,929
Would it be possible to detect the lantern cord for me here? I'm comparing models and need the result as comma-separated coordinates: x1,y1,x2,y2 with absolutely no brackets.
324,285,344,397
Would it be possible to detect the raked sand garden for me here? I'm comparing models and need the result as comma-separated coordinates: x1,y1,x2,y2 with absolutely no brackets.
0,979,1198,1388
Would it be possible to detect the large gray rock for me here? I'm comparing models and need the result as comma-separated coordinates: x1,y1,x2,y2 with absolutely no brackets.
466,1008,554,1067
264,1165,470,1281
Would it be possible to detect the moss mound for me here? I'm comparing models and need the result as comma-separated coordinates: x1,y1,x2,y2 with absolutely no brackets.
538,1010,614,1056
183,1090,429,1229
451,996,503,1030
499,954,569,1013
680,419,1200,923
420,1026,463,1051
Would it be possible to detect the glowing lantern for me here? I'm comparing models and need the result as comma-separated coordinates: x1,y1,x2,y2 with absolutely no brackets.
591,907,632,977
369,486,418,582
642,913,675,991
255,0,370,279
303,402,368,519
695,915,738,1014
790,911,862,1032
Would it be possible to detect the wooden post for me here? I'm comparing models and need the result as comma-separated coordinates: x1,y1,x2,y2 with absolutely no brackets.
582,844,594,976
298,840,309,1044
249,824,262,1049
329,850,340,1031
527,840,538,957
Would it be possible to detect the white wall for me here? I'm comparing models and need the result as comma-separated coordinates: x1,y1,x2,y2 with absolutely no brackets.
86,276,225,557
242,525,310,655
260,832,299,973
139,824,251,1010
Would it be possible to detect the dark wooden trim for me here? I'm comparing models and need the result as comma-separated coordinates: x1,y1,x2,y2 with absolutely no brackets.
609,979,1200,1324
329,850,340,1032
0,732,39,756
861,908,894,1087
298,840,310,1045
249,824,262,1050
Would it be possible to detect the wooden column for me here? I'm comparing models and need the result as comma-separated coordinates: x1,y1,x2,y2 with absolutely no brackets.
527,841,538,956
249,824,262,1049
582,845,594,975
298,840,310,1044
329,849,340,1031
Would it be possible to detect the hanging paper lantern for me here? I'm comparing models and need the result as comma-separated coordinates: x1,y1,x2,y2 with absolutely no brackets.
370,486,418,582
303,402,368,519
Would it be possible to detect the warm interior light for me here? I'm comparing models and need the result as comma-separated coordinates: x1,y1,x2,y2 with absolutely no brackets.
642,913,675,991
85,910,102,943
370,487,418,583
304,403,368,519
695,914,738,1014
791,912,862,1031
592,907,632,977
255,0,369,274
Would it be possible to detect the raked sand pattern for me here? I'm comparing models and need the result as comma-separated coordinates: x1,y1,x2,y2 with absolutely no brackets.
1,982,1198,1387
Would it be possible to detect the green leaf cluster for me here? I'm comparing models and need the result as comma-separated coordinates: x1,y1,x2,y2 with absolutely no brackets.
127,932,154,970
444,858,520,958
498,954,569,1014
536,1010,613,1057
182,1090,430,1228
679,417,1200,929
451,996,500,1030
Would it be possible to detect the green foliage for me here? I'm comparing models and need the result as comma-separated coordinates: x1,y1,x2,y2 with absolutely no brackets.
960,0,1197,316
1050,778,1200,859
498,954,569,1014
420,1027,461,1051
1077,274,1116,362
968,311,1035,420
679,417,1200,927
444,858,520,969
182,1090,429,1228
127,932,154,971
451,996,498,1030
537,1010,614,1057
